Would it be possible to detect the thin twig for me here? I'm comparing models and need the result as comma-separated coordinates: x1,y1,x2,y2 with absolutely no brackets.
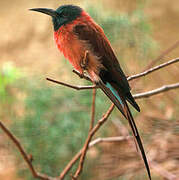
72,69,92,82
46,78,97,90
128,58,179,81
0,122,56,180
89,136,131,146
60,151,81,179
72,138,90,179
90,88,96,131
133,82,179,99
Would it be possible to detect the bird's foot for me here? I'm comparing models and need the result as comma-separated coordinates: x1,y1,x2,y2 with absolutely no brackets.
78,72,85,79
73,69,86,79
80,50,89,70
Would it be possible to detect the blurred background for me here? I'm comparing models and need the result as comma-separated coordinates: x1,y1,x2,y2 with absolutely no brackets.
0,0,179,179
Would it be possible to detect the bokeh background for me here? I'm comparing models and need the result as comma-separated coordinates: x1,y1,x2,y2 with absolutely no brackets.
0,0,179,179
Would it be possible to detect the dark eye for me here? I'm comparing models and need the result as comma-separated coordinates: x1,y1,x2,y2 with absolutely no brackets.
61,12,69,18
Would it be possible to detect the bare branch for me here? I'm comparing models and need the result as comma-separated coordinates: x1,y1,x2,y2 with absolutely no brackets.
46,77,97,90
89,136,131,146
90,88,96,131
128,58,179,81
0,122,56,180
72,69,92,82
133,82,179,99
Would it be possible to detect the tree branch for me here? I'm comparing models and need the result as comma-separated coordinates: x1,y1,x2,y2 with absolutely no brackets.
0,122,56,180
133,82,179,99
72,69,92,82
127,58,179,81
46,77,97,90
89,136,131,146
90,88,96,131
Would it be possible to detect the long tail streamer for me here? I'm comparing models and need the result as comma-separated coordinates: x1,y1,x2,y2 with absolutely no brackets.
98,81,151,180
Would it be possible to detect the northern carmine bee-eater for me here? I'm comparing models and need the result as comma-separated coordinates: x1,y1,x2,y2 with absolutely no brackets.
30,5,151,179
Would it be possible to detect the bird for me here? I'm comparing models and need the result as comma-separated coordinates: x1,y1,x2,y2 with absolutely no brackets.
30,5,151,179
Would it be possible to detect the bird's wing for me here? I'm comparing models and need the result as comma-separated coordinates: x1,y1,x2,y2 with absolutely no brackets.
73,23,140,111
74,23,151,180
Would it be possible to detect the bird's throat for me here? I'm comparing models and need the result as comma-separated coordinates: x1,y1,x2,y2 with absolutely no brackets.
54,27,85,74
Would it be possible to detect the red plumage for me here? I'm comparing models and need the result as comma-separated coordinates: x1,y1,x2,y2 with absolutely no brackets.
54,10,105,81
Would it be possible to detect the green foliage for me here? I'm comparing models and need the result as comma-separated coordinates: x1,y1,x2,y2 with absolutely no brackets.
0,62,21,103
0,62,21,119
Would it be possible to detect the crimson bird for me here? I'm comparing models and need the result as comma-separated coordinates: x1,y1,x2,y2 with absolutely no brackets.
30,5,151,179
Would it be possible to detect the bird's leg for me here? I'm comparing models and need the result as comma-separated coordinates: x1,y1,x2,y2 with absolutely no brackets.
80,50,89,71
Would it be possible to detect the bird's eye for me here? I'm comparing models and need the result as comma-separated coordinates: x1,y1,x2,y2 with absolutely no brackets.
61,12,69,18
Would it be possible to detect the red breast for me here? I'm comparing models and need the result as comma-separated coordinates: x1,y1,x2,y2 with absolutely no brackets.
54,11,90,74
54,11,104,82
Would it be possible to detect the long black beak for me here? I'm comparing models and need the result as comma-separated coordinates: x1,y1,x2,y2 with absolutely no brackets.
29,8,58,18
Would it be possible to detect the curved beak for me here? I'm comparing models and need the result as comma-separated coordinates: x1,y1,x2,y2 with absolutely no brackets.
29,8,58,18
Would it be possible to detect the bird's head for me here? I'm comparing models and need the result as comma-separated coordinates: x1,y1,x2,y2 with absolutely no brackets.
30,5,83,31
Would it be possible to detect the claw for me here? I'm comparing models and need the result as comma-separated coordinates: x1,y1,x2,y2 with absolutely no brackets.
81,51,89,70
